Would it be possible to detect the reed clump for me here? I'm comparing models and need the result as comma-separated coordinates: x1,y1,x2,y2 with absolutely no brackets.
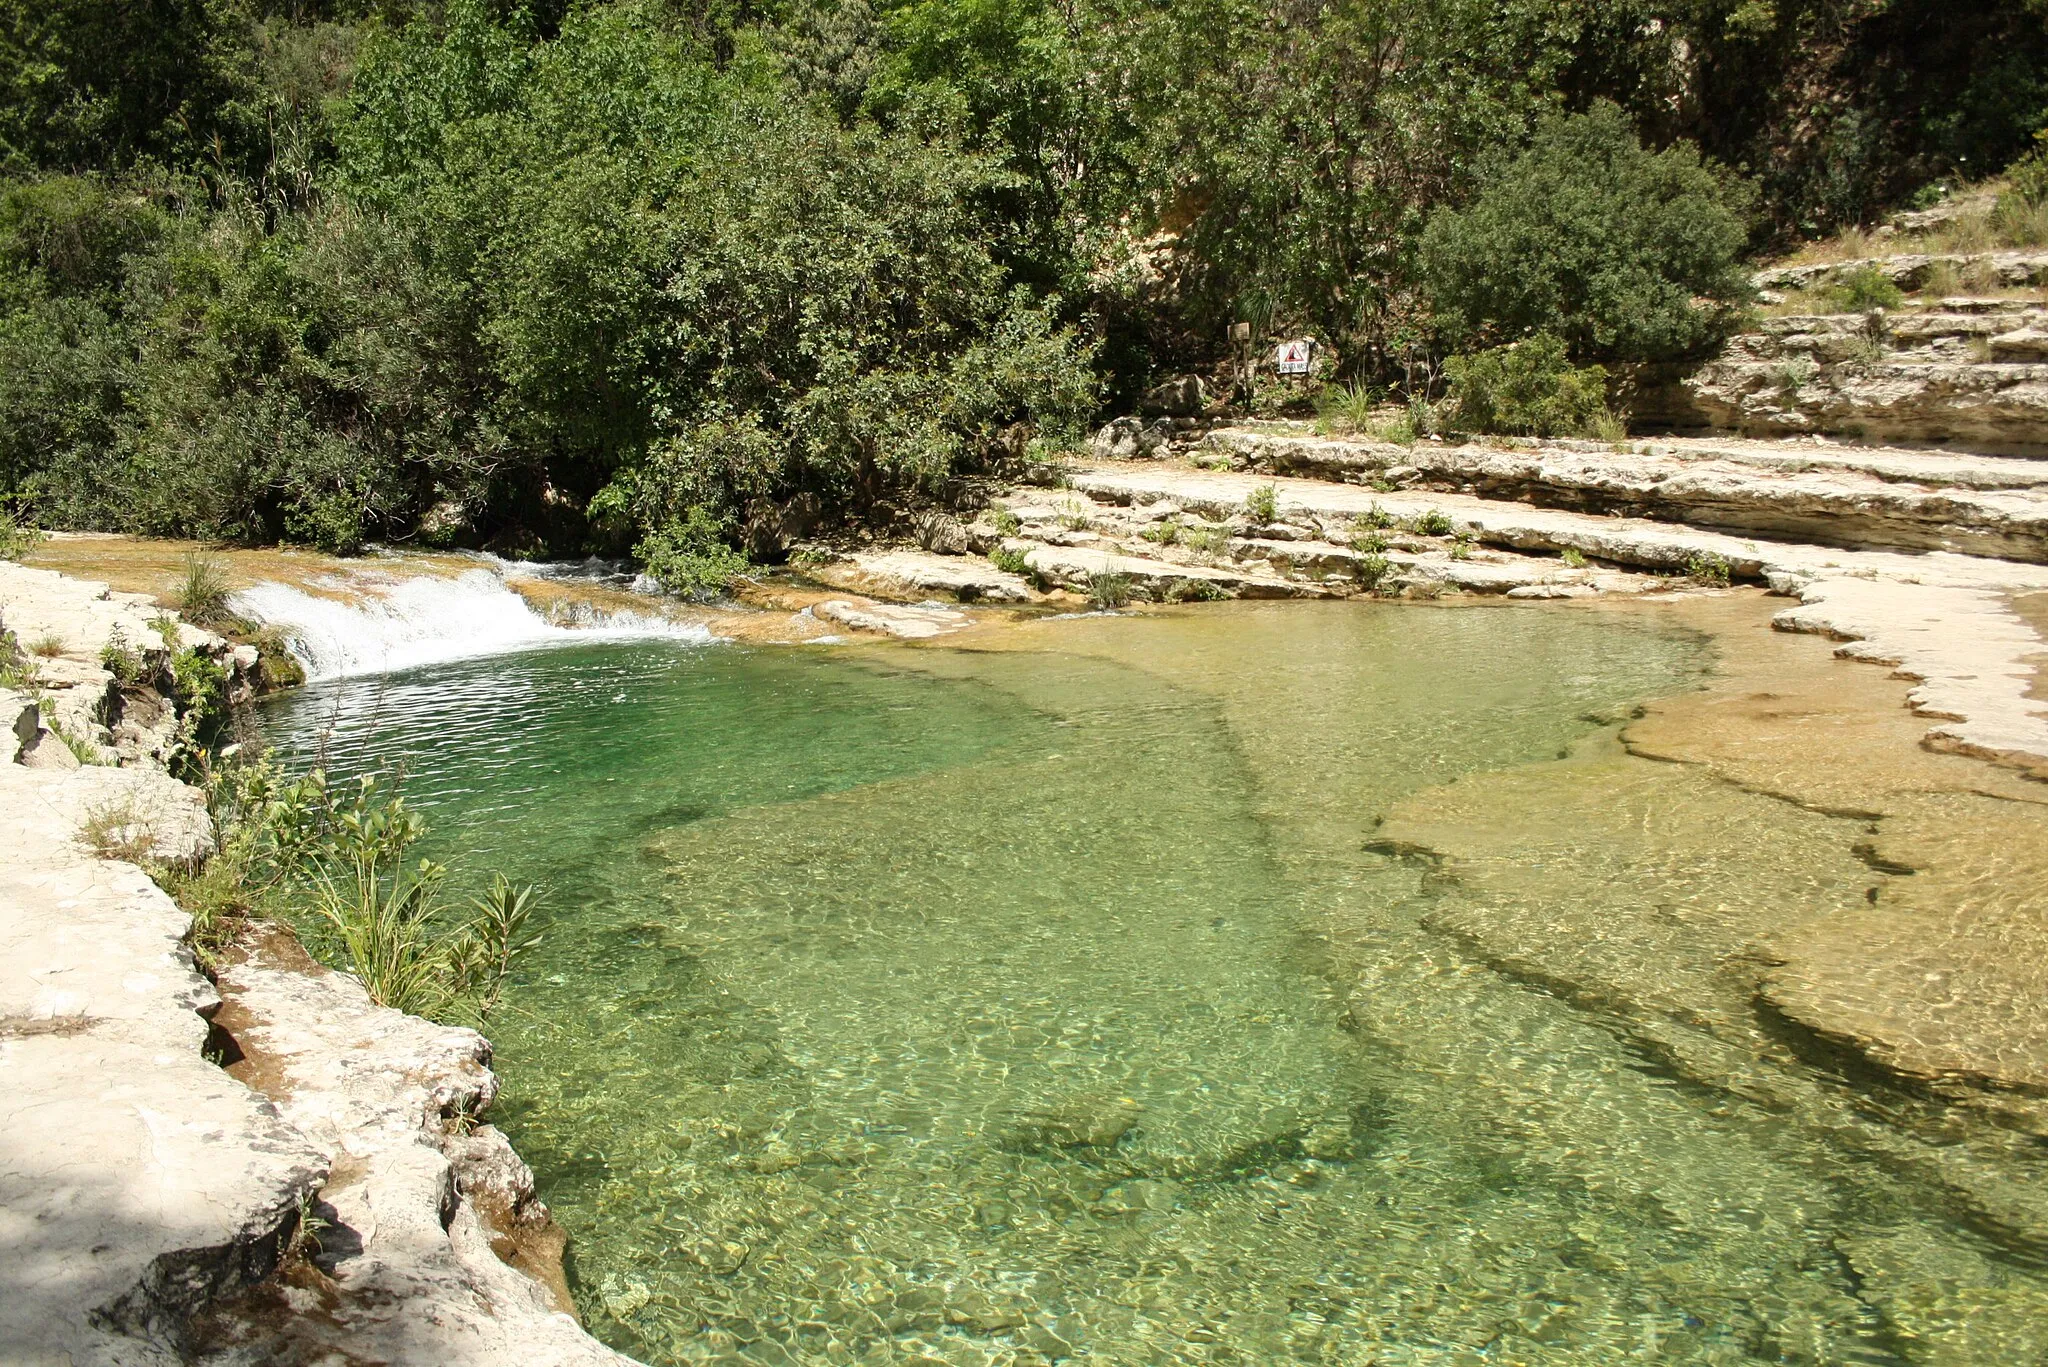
164,751,542,1026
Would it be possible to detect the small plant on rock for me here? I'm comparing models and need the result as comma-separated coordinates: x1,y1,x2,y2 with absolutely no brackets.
1825,265,1904,314
1561,546,1588,569
1088,572,1135,610
989,545,1032,576
1772,357,1817,398
79,795,156,862
1315,382,1379,436
1373,411,1420,446
992,509,1022,536
1587,409,1627,443
0,626,30,688
1411,509,1455,537
175,553,235,627
99,627,144,685
1244,484,1279,524
29,633,64,658
1163,578,1227,603
1356,553,1393,591
1681,551,1732,584
787,546,834,571
298,774,543,1027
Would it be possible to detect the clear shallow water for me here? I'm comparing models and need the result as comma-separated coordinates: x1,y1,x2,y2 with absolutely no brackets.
259,603,2048,1366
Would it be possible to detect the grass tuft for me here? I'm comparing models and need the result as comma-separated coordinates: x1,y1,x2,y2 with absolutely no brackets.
1088,571,1134,610
175,552,235,627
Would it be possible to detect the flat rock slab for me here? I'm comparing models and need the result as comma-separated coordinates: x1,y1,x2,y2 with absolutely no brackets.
815,598,975,639
820,550,1033,604
1772,576,2048,774
0,760,327,1367
0,1036,326,1367
1763,791,2048,1106
1020,543,1324,599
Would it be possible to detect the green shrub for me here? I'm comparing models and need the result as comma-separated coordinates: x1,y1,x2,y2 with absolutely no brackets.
1825,266,1904,313
637,509,750,598
1421,102,1755,363
1444,334,1611,438
1561,546,1588,568
1356,553,1393,590
989,545,1032,576
98,626,143,684
1088,572,1134,609
1681,551,1732,583
1244,484,1279,524
1315,383,1378,436
1162,578,1226,603
2004,134,2048,208
0,504,43,560
170,647,230,732
991,509,1022,536
1411,509,1456,537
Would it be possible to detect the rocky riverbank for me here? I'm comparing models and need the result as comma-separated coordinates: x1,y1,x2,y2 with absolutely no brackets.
0,559,637,1366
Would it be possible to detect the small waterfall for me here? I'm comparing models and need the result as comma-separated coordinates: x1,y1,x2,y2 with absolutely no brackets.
233,566,714,681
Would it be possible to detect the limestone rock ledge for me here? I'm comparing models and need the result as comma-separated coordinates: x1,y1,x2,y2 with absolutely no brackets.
0,763,328,1367
0,559,639,1367
196,931,634,1366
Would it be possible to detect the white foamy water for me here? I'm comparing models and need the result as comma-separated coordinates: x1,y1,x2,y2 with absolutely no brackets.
233,567,715,681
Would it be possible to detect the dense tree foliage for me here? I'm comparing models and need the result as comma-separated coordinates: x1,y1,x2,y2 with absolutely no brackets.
0,0,2043,557
1421,102,1755,363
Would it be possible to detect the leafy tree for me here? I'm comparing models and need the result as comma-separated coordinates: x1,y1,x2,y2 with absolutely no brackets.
0,0,236,174
1420,102,1754,364
343,0,1096,555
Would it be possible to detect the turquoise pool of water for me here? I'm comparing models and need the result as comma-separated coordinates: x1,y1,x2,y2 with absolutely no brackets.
259,601,2046,1366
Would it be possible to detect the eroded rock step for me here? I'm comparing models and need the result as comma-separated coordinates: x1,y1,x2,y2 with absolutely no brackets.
1203,424,2048,561
1067,459,2048,772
